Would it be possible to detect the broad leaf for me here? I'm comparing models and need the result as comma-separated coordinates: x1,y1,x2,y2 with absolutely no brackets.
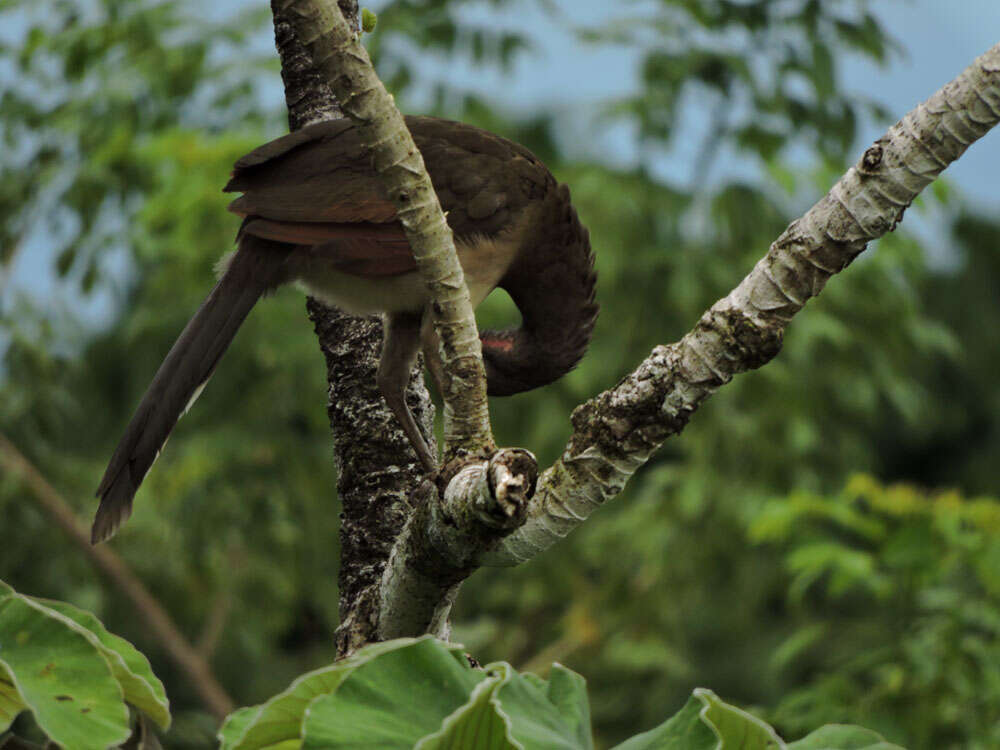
612,689,782,750
417,664,515,750
300,638,487,749
219,637,428,750
544,664,592,749
0,594,130,750
610,694,716,750
40,598,170,729
492,665,584,750
0,666,26,733
696,688,784,748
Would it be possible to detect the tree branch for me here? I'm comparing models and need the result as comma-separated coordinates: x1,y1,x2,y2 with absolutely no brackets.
272,0,538,645
264,3,998,645
377,449,537,639
275,0,494,460
486,42,1000,565
0,433,234,719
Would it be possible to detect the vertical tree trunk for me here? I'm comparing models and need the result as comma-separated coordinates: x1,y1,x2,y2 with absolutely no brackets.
268,0,436,656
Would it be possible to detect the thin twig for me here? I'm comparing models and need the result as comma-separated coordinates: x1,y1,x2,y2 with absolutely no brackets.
0,432,234,720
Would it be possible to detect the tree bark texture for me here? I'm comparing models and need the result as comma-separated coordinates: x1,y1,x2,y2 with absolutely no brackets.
277,1,547,644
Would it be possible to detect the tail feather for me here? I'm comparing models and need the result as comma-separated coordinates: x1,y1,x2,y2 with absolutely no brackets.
92,236,292,544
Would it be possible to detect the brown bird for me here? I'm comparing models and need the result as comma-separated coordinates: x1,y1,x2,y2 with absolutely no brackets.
92,115,598,544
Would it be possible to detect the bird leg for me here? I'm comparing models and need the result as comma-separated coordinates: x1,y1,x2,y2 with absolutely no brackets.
378,311,438,472
419,314,448,400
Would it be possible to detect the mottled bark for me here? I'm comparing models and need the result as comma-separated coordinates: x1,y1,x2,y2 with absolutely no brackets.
307,305,435,654
273,0,528,649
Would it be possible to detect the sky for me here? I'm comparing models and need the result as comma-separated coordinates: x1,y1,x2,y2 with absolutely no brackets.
836,1,1000,205
2,0,999,342
364,0,1000,206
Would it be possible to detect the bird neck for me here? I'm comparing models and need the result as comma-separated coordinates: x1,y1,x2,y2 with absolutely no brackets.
481,184,598,396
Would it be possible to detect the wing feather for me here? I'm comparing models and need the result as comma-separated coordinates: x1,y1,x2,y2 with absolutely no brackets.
242,217,417,278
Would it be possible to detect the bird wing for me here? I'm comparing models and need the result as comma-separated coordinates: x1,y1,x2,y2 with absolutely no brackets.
241,217,416,278
224,119,399,224
226,119,414,277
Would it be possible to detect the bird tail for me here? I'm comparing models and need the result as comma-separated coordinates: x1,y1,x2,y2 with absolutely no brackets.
92,234,292,544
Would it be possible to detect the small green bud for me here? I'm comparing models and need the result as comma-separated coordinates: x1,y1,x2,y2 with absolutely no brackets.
361,8,377,33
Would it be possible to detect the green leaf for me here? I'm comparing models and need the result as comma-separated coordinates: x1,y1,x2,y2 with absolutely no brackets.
0,667,27,732
493,666,583,749
219,706,261,748
787,724,906,749
612,689,784,749
609,694,716,749
300,638,487,749
417,664,515,750
38,598,170,730
833,14,888,63
696,688,784,748
361,8,377,33
809,41,835,97
0,595,130,750
544,664,592,749
219,638,430,750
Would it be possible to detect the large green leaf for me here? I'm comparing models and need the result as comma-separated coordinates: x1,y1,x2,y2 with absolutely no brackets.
696,688,784,748
39,598,170,729
543,664,593,749
219,637,428,750
300,638,488,749
222,635,909,750
610,694,716,750
252,648,594,750
613,689,908,750
424,661,593,750
219,706,263,748
0,594,130,750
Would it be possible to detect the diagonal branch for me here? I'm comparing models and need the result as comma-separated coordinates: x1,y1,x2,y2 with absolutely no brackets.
486,42,1000,565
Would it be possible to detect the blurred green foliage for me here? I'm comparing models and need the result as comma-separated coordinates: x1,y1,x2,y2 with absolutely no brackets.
753,475,1000,749
1,0,998,748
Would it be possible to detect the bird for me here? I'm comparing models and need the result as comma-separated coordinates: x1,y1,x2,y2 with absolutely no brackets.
91,115,598,544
